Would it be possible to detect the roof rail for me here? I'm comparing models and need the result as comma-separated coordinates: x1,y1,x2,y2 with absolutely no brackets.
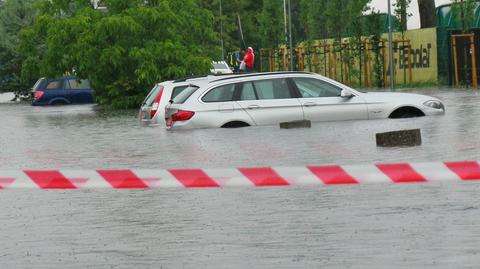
172,73,241,83
210,71,314,83
173,75,208,83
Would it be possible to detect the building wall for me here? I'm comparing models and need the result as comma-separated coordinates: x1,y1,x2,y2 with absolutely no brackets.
259,27,438,87
386,28,438,84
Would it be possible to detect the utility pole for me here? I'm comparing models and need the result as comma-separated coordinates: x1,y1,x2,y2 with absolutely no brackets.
220,0,224,60
288,0,293,71
387,0,395,91
284,0,288,46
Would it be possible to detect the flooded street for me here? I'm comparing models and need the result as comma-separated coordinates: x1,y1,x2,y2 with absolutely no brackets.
1,89,480,268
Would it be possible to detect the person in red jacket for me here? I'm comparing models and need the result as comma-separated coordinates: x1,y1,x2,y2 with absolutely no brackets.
243,47,255,72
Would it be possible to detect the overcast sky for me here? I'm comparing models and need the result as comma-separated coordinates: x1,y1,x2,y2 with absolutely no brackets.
368,0,452,29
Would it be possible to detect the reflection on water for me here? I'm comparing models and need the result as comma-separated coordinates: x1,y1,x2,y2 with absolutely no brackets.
1,89,480,269
1,89,479,169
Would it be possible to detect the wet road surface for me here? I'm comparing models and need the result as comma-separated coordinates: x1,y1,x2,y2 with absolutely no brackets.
1,89,480,268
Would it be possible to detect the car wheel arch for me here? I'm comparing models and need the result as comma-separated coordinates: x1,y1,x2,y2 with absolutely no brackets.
49,98,70,105
221,120,251,128
388,106,425,118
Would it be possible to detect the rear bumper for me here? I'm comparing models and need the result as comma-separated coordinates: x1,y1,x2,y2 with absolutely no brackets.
166,120,197,130
139,110,165,126
31,101,49,106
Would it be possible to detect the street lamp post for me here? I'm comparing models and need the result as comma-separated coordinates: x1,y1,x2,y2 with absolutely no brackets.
387,0,395,91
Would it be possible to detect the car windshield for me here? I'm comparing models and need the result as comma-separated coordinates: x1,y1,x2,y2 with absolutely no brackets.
172,85,198,104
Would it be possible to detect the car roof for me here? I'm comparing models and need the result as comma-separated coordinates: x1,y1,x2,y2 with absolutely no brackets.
177,73,243,82
155,72,314,89
156,73,241,86
208,71,315,83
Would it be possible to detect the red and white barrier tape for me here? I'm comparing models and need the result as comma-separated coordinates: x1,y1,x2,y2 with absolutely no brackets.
1,161,480,189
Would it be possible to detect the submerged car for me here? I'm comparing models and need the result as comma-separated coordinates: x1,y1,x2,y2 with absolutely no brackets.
32,76,95,105
211,61,233,74
139,75,237,126
139,80,192,126
165,72,445,130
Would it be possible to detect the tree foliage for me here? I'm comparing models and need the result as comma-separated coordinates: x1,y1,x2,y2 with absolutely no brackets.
394,0,412,34
257,0,284,48
198,0,262,56
452,0,478,33
0,0,38,94
300,0,328,40
20,0,218,108
199,0,372,58
14,0,378,108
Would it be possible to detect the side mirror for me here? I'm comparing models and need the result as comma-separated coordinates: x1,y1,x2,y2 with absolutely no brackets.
340,89,354,99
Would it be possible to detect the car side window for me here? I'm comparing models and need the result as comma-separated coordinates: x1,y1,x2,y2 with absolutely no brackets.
253,78,292,99
65,79,75,89
202,84,235,103
78,79,91,89
240,82,256,100
46,80,62,90
171,86,188,100
66,79,91,90
293,77,342,98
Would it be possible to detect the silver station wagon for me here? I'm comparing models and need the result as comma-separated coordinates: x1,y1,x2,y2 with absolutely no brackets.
165,72,445,130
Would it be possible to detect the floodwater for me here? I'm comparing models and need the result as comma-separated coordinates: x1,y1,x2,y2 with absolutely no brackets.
1,89,480,268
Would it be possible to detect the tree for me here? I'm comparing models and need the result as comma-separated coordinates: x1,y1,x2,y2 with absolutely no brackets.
394,0,412,34
300,0,328,40
418,0,436,28
20,0,219,109
258,0,285,48
0,0,38,94
452,0,477,33
198,0,262,54
364,10,385,88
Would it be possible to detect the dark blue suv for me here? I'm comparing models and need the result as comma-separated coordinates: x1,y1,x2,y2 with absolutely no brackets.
32,76,95,105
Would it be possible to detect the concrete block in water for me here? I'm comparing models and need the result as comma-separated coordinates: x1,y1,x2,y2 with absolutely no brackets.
280,120,311,129
376,129,422,147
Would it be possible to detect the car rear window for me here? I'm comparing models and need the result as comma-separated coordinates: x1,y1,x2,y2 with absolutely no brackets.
143,84,162,106
32,78,45,91
172,85,198,104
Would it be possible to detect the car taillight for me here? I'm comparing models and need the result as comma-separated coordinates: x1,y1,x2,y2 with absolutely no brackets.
171,110,195,121
34,91,44,101
150,86,164,118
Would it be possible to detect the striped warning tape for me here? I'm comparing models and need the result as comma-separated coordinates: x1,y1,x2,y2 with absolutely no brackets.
0,161,480,189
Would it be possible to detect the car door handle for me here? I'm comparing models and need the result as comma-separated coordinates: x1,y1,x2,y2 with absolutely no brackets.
247,105,260,110
303,102,317,107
